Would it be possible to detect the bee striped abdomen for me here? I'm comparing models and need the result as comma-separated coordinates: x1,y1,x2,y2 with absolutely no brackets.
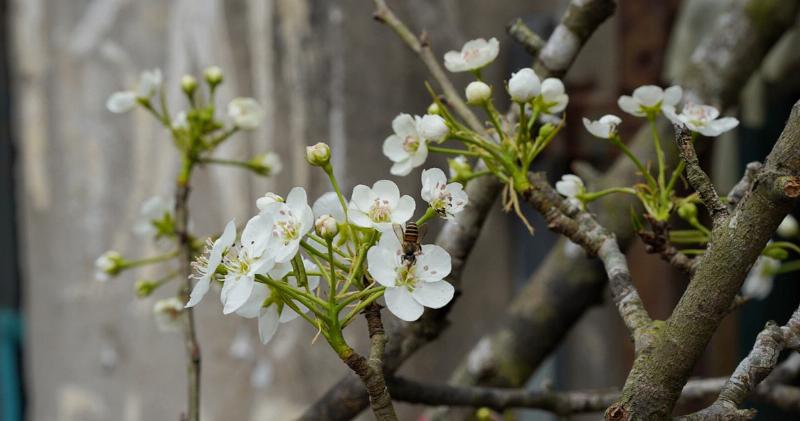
403,221,419,243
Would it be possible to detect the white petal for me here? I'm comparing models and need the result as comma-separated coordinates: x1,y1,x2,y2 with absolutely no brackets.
348,208,373,228
411,280,454,309
313,192,346,221
392,114,418,138
286,187,308,215
241,215,272,256
350,184,374,211
185,277,211,308
383,135,408,162
372,180,400,208
258,306,280,344
408,142,429,167
390,159,415,176
632,85,663,107
367,246,399,287
384,287,424,321
663,86,683,106
618,95,644,116
705,117,739,137
236,283,269,319
415,244,452,282
269,261,293,279
662,105,681,125
223,276,255,314
391,195,416,225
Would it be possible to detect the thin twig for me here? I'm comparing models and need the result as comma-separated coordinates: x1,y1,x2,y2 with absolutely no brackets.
673,125,728,225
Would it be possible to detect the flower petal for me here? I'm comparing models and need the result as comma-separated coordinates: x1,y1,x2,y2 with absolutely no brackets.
185,277,211,308
258,306,280,344
372,180,400,208
390,159,414,176
236,283,269,319
383,135,407,162
367,246,399,287
391,195,416,225
350,184,374,211
384,287,424,321
618,95,643,116
663,85,682,106
415,244,452,282
411,280,454,309
223,275,255,315
632,85,662,107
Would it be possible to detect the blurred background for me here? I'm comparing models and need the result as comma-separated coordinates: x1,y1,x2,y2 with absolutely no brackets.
1,0,800,420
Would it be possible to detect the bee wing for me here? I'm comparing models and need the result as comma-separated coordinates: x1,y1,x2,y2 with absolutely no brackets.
392,223,405,242
417,223,428,243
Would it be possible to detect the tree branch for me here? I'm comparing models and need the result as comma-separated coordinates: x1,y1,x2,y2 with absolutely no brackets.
507,18,546,58
673,126,728,225
522,173,653,347
612,100,800,420
678,305,800,420
727,161,763,210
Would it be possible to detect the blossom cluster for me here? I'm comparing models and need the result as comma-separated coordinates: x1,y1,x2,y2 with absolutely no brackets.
186,154,467,344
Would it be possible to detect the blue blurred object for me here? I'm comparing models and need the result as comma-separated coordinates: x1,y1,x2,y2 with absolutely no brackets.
0,309,22,421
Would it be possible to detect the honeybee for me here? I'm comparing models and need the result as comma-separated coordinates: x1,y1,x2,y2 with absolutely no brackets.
393,221,427,265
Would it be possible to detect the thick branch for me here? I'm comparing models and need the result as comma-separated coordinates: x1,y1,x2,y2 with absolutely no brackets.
673,126,728,225
534,0,617,78
388,373,800,416
727,161,763,210
614,100,800,420
507,19,546,58
638,218,696,274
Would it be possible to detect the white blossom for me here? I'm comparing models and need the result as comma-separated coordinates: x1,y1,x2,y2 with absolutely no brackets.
583,114,622,139
383,113,429,176
228,97,264,130
778,215,799,238
218,214,279,315
618,85,682,117
465,81,491,104
420,168,468,220
315,214,339,239
443,37,499,73
539,78,569,114
367,232,454,321
663,103,739,137
204,66,223,85
261,187,314,263
106,91,137,114
256,192,284,212
417,114,449,143
555,174,585,198
137,69,163,99
742,256,781,300
132,196,174,239
153,297,184,332
508,68,541,102
186,219,237,308
349,180,415,231
251,152,282,176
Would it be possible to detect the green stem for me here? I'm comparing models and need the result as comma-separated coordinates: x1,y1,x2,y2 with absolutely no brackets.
301,241,350,271
340,289,386,327
578,187,637,202
666,160,687,194
427,145,482,157
611,135,657,190
768,241,800,256
648,114,666,193
416,207,438,225
777,259,800,274
121,250,180,269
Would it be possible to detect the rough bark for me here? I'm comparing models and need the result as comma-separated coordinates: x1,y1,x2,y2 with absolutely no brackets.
611,100,800,420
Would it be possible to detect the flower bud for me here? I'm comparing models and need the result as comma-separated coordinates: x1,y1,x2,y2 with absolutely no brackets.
677,202,698,221
227,97,264,130
427,103,441,115
95,250,124,281
315,214,339,240
448,156,472,181
763,247,789,261
204,66,223,86
256,192,284,211
465,81,491,104
417,114,449,143
777,215,799,238
508,68,541,102
135,279,159,298
306,142,331,167
249,152,282,177
180,75,198,94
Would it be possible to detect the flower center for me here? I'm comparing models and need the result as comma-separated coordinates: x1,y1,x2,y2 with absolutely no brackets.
463,48,480,61
368,199,392,223
274,219,300,245
402,135,420,153
396,264,417,291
